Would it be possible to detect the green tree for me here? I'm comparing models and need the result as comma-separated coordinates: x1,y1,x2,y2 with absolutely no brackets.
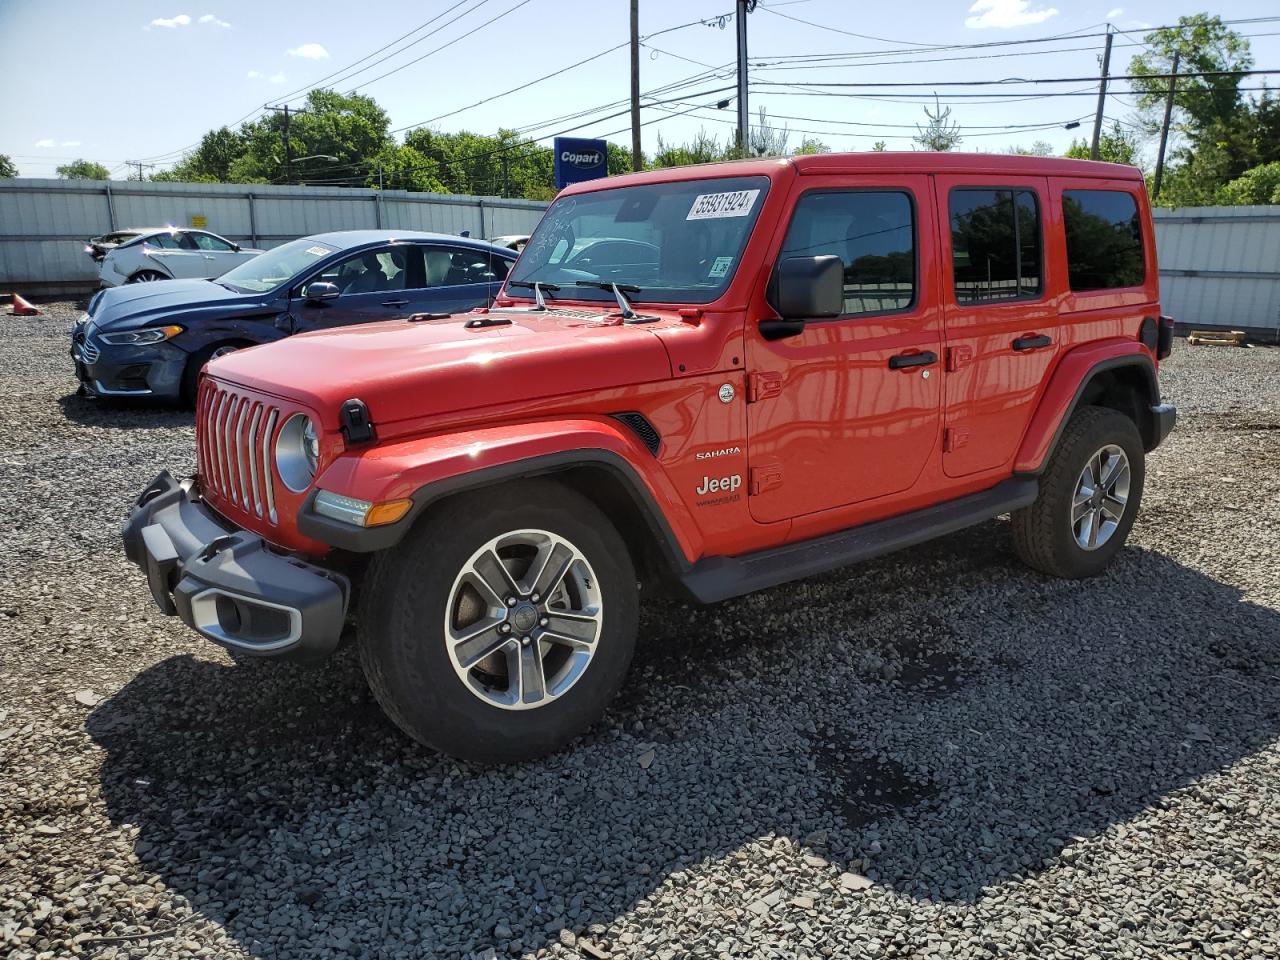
652,128,724,167
1064,123,1141,166
1007,140,1055,157
1129,14,1253,138
55,159,110,180
0,154,17,178
793,137,832,155
1215,161,1280,204
154,126,247,182
914,96,962,151
871,141,888,152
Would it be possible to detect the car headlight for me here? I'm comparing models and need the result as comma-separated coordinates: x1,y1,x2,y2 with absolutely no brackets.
275,414,320,492
99,325,184,345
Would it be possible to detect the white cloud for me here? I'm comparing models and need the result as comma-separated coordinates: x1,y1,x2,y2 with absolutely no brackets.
965,0,1059,29
148,14,192,28
287,43,329,60
1105,7,1123,18
60,140,81,147
199,13,231,27
247,69,264,79
269,71,287,84
34,139,55,148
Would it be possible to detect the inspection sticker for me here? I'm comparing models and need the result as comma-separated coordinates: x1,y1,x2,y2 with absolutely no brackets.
708,256,734,278
687,189,761,220
305,245,332,257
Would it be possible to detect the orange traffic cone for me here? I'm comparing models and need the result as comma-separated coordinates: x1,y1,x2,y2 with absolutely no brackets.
10,293,39,316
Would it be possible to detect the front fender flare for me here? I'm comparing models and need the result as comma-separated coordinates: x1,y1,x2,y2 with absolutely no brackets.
299,418,701,568
1015,340,1158,475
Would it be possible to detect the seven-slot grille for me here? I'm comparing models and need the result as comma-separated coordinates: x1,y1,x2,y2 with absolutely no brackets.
198,383,281,524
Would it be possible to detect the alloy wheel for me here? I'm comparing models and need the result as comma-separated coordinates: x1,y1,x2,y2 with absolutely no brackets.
1071,443,1130,550
444,529,603,710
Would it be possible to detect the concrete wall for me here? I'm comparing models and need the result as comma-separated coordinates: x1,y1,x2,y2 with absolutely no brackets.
0,179,549,294
1153,206,1280,341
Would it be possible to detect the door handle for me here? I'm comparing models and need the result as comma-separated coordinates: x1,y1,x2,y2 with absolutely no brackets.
1012,334,1052,351
888,350,938,370
380,299,410,307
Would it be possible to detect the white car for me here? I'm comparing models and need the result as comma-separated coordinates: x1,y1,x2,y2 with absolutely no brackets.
90,227,263,287
486,234,529,253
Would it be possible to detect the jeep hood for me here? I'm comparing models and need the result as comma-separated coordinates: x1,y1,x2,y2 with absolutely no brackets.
207,309,675,430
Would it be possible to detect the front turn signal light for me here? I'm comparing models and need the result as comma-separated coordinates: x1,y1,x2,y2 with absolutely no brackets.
314,490,412,527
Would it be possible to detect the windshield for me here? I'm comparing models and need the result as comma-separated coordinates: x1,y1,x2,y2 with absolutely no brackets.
507,175,769,305
218,238,340,293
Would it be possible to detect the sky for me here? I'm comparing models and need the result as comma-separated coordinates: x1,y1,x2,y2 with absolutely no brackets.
1,0,1278,181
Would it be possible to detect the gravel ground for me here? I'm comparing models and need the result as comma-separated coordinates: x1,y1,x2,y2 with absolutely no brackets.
1,301,1278,960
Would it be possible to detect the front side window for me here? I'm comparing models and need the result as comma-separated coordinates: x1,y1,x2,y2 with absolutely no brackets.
778,190,915,316
1063,190,1144,290
507,175,770,305
950,188,1042,304
192,232,235,252
316,247,415,295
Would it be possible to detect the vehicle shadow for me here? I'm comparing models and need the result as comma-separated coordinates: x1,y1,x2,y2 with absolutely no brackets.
56,390,194,429
86,524,1280,956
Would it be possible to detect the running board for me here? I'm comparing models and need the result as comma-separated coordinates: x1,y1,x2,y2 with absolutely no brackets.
678,477,1039,604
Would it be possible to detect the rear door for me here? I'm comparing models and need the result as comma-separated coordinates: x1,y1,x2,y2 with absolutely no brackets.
142,231,205,278
745,175,943,523
935,176,1061,478
417,243,510,315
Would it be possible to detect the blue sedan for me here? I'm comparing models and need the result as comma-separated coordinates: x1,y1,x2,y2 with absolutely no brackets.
70,230,517,402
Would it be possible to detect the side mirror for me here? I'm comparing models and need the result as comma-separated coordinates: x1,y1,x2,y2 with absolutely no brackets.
763,255,844,340
231,243,241,253
303,281,340,304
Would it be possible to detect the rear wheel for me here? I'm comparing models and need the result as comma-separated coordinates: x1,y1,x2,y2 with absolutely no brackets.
1011,405,1145,578
126,270,166,283
358,481,638,763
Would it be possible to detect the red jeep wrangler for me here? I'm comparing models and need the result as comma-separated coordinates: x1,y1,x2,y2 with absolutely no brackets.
123,154,1176,762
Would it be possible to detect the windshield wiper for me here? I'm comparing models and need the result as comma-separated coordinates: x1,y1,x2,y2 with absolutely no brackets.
574,280,641,320
506,280,559,311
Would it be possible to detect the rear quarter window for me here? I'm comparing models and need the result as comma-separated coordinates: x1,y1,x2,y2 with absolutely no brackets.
1062,189,1145,290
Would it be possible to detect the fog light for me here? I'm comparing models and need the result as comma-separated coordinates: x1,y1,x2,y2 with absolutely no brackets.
314,491,412,527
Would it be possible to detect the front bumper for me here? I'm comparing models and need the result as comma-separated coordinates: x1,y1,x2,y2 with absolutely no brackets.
71,329,186,398
122,471,349,659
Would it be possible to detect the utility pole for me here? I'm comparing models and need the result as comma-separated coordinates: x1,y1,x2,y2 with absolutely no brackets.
630,0,642,171
1152,51,1180,199
1090,27,1114,161
264,104,294,183
125,161,155,181
735,0,753,157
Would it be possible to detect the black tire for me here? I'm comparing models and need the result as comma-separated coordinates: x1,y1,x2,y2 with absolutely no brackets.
1012,405,1145,579
358,480,639,763
126,270,167,284
180,342,249,405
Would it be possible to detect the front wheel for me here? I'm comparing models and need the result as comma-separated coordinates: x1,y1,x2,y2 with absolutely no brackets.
126,270,167,283
1011,405,1145,578
358,481,639,763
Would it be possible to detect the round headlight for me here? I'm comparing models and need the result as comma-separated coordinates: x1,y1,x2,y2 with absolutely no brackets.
275,414,318,493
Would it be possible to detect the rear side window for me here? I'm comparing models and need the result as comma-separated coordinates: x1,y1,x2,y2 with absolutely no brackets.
778,190,915,316
1062,190,1145,290
950,189,1042,304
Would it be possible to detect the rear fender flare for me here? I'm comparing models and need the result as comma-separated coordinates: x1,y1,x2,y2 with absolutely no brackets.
1016,342,1158,474
303,419,701,569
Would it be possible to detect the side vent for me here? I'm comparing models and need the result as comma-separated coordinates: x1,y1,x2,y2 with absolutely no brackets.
612,412,662,456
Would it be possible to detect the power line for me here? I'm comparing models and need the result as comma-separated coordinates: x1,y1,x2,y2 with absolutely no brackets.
266,0,490,106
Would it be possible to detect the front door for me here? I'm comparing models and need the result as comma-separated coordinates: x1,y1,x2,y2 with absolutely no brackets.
290,245,424,332
745,176,943,524
934,177,1060,477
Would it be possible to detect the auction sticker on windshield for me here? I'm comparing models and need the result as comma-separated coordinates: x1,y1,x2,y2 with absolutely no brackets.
687,189,761,220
